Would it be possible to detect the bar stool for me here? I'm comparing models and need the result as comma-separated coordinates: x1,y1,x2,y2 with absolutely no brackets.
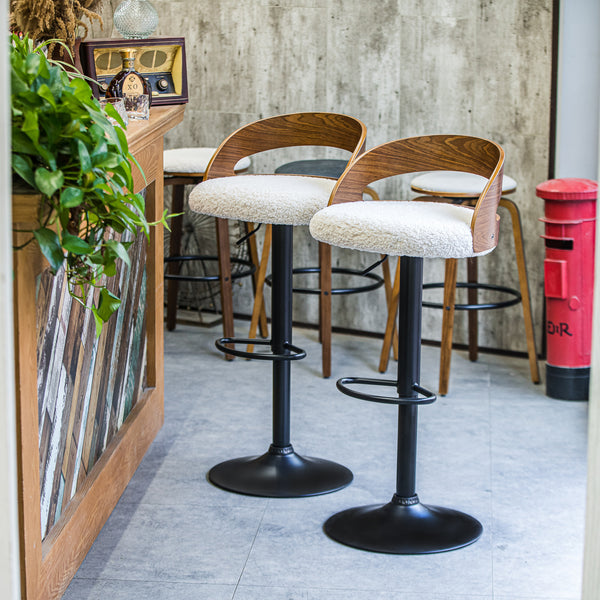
379,171,540,395
188,113,365,497
163,148,268,349
246,158,394,378
309,134,504,553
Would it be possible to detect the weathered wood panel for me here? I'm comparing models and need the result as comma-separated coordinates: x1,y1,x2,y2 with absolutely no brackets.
36,229,148,540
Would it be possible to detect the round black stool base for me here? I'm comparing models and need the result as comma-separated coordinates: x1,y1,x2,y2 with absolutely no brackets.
208,445,353,498
324,496,482,554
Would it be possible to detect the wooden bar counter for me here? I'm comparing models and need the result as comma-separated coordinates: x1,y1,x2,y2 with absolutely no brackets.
12,105,185,600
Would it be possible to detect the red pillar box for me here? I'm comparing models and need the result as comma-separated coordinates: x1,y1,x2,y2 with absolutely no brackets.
536,178,597,400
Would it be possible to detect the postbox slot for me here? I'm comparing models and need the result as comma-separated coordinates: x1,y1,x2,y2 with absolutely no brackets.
543,237,573,250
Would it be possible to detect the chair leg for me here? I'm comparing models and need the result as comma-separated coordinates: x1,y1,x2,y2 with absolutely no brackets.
319,242,332,378
247,224,272,353
500,197,540,384
216,217,235,360
467,257,478,362
325,256,482,554
381,255,399,362
439,258,458,396
379,259,400,373
208,224,352,497
246,222,269,338
166,183,185,331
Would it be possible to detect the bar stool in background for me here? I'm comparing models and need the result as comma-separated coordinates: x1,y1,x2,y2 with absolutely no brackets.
310,134,504,553
163,148,268,351
188,113,366,497
379,170,540,395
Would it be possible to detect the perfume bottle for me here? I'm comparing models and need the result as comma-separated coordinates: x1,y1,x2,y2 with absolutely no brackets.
106,48,152,107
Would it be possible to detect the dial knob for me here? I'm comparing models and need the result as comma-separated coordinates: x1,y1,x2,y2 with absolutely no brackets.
157,78,169,91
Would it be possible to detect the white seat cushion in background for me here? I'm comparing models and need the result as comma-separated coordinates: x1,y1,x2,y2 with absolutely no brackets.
163,147,251,174
309,201,494,259
189,175,336,226
411,171,516,196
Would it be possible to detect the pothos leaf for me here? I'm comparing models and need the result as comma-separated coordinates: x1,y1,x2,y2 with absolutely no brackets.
33,228,65,273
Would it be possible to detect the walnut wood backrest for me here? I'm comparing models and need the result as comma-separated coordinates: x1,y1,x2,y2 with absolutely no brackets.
204,112,367,180
329,135,505,254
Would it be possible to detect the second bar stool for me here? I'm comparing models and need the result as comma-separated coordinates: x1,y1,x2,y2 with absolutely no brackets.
188,113,365,497
310,133,505,554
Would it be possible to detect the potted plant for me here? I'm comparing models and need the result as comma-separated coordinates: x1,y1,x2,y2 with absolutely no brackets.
11,34,168,333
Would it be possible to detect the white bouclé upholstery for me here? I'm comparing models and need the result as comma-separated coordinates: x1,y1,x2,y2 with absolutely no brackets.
411,170,516,196
189,175,337,226
309,201,493,259
164,147,251,174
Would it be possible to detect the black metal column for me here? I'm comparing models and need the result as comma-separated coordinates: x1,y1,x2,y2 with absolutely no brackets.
271,225,293,449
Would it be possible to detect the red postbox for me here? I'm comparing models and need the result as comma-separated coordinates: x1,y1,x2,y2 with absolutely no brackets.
536,178,597,400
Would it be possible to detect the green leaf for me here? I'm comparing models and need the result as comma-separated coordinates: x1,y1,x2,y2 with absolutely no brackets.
76,139,92,173
24,53,41,78
60,187,84,208
33,228,65,273
105,239,132,266
12,154,35,187
61,232,93,255
37,83,57,108
34,168,64,197
22,110,39,144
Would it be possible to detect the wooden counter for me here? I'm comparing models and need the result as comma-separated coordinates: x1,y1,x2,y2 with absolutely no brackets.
13,105,185,600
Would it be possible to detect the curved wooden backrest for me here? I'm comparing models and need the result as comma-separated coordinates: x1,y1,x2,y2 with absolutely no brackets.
204,112,367,180
329,134,505,254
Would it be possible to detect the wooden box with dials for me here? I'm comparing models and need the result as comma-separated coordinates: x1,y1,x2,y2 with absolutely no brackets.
79,37,188,106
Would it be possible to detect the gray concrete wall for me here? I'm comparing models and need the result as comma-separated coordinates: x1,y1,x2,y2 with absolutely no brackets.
92,0,553,353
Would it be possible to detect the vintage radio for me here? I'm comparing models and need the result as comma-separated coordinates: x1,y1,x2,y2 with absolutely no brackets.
79,37,188,106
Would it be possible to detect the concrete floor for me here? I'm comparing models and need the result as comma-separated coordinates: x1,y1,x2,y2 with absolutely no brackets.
64,321,587,600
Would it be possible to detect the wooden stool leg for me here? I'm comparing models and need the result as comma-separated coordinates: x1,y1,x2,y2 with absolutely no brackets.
216,217,234,360
319,242,332,378
467,257,478,362
166,183,185,331
379,258,400,373
439,258,458,396
247,224,272,353
246,222,269,338
501,197,540,383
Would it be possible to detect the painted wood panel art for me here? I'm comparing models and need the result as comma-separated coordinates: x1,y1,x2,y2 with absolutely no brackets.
36,228,148,540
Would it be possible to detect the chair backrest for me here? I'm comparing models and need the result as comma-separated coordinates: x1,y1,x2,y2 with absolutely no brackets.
204,112,367,180
328,135,505,254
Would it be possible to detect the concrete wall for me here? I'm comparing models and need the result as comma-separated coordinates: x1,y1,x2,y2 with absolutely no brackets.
92,0,553,353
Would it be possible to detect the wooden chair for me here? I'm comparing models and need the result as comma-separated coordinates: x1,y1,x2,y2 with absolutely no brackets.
246,158,394,378
163,148,268,352
309,134,504,553
378,171,540,394
188,112,366,497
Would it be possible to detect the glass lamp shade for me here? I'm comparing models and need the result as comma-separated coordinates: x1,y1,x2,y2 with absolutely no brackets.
113,0,159,39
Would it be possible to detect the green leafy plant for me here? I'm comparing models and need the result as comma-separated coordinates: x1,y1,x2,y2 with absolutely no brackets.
11,34,166,334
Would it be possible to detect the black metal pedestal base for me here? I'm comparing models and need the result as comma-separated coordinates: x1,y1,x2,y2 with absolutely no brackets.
324,494,482,554
208,444,353,498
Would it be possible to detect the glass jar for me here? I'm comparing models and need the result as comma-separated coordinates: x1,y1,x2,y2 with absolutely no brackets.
113,0,159,39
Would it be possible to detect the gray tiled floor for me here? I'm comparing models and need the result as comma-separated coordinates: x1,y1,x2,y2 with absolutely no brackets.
64,322,588,600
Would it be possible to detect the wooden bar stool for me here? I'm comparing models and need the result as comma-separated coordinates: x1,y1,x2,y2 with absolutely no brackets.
163,148,268,352
247,158,394,378
379,171,540,395
188,113,365,497
310,134,505,554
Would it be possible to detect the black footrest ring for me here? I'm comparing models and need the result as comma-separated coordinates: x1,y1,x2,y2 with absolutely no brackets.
423,282,521,311
165,255,256,282
336,377,437,406
264,267,384,295
215,337,306,361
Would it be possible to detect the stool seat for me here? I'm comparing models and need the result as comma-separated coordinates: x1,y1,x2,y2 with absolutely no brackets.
310,201,492,259
164,147,251,175
190,174,336,226
411,170,517,197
